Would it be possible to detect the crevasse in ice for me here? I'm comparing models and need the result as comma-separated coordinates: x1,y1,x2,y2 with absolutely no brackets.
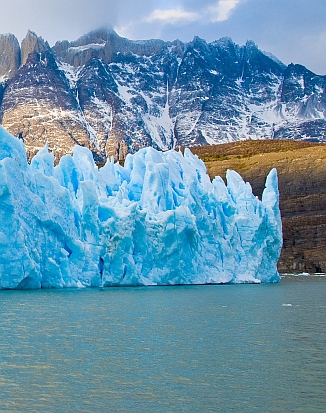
0,126,282,288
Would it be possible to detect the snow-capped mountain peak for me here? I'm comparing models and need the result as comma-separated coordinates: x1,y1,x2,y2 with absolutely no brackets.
0,29,325,161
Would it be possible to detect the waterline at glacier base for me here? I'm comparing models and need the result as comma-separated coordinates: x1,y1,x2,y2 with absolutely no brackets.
0,126,282,288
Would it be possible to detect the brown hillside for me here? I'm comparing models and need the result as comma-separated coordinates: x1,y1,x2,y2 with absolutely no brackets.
190,140,326,274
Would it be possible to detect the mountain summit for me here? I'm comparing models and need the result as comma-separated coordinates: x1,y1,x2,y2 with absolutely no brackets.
0,29,325,161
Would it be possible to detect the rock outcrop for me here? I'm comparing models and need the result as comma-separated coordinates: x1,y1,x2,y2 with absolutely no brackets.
52,28,169,67
21,30,50,66
0,33,20,80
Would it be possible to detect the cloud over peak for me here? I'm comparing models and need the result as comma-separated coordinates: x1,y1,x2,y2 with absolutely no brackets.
208,0,242,22
145,8,200,25
144,1,243,27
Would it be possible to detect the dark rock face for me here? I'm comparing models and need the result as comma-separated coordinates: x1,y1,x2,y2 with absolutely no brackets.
0,34,21,79
52,28,167,67
21,30,50,66
0,28,326,160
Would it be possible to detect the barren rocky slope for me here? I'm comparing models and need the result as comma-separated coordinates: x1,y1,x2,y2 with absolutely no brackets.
191,140,326,273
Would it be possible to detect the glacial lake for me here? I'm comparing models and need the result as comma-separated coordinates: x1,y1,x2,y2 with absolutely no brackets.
0,276,325,413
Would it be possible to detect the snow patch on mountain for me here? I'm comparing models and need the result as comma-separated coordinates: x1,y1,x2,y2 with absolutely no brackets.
1,29,326,161
68,42,106,53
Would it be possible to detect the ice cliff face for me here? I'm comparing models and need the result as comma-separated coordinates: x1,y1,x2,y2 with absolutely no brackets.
0,126,282,289
0,29,325,162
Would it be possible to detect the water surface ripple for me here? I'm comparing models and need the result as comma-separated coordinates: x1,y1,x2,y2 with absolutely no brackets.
0,276,325,412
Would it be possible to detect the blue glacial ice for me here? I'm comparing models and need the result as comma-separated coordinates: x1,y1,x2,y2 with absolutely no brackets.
0,126,282,289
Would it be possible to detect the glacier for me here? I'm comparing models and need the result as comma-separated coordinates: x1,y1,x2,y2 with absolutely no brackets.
0,126,282,289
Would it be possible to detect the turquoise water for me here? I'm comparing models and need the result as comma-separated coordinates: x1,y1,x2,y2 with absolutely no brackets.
0,276,325,412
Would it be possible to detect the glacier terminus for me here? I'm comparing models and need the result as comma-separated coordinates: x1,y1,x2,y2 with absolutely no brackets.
0,126,282,289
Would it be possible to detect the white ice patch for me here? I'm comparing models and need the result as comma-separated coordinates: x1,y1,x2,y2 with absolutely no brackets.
117,84,134,104
140,87,174,150
298,75,305,90
57,61,81,89
68,43,106,53
91,97,113,132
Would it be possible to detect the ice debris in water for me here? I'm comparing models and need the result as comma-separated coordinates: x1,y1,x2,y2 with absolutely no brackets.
0,126,282,289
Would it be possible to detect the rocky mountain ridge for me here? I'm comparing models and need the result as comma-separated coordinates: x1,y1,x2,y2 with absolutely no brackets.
0,28,325,161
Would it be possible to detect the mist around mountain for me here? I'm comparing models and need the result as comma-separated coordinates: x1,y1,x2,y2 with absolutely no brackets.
0,28,325,161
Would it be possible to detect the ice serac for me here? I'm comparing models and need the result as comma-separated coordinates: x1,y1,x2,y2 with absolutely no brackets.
0,126,282,289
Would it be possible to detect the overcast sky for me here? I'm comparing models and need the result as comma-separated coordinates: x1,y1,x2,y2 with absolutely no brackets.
1,0,325,74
